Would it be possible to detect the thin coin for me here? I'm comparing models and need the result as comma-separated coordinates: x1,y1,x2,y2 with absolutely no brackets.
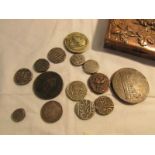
33,71,63,100
41,101,63,123
11,108,26,122
70,54,85,66
111,68,149,104
94,96,114,115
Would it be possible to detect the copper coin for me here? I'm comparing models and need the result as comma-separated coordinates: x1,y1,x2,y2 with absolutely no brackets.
70,54,85,66
11,108,26,122
41,101,63,123
88,73,109,94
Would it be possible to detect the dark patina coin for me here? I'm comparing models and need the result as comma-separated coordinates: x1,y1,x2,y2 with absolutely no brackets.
33,71,63,100
41,101,63,123
11,108,26,122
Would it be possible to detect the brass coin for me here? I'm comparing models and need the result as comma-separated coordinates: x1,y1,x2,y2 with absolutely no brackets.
64,32,89,53
74,99,95,120
41,101,63,123
11,108,26,122
94,96,114,115
66,81,87,101
111,68,149,104
70,54,85,66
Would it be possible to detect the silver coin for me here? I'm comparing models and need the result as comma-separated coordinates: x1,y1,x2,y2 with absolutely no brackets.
70,54,85,66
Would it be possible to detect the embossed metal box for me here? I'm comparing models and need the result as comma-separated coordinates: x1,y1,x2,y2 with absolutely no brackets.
104,19,155,60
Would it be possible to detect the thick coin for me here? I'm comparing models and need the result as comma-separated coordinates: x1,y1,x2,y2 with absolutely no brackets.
66,81,87,101
94,96,114,115
70,54,85,66
88,73,109,94
33,71,63,100
11,108,26,122
14,68,32,85
64,32,89,53
47,47,66,63
74,99,95,120
41,101,63,123
111,68,149,104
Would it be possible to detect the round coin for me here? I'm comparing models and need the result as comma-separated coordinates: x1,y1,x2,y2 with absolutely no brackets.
41,101,63,123
11,108,26,122
14,68,32,85
66,81,87,101
70,54,85,66
74,99,95,120
94,96,114,115
64,32,89,53
33,71,63,100
111,68,149,104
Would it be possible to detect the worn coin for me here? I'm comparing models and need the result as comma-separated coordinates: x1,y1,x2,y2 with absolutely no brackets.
11,108,26,122
94,96,114,115
74,99,95,120
88,73,109,94
112,68,149,104
41,101,63,123
70,54,85,66
14,68,32,85
33,71,63,100
47,47,66,63
64,32,89,53
66,81,87,101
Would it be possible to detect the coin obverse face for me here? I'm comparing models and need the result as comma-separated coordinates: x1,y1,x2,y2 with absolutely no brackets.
70,54,85,66
11,108,26,122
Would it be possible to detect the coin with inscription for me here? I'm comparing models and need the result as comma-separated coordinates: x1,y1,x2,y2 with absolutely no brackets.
94,96,114,115
112,68,149,104
41,101,63,123
11,108,26,122
74,99,95,120
70,54,85,66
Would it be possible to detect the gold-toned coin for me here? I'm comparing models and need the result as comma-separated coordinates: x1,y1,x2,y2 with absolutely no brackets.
112,68,149,104
70,54,85,66
64,32,89,53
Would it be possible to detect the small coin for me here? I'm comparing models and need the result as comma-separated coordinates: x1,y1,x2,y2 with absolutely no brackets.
74,99,95,120
111,68,149,104
66,81,87,101
70,54,85,66
88,73,109,94
47,47,66,64
64,32,89,53
41,101,63,123
33,58,49,73
94,96,114,115
33,71,63,100
11,108,26,122
14,68,32,85
83,60,99,74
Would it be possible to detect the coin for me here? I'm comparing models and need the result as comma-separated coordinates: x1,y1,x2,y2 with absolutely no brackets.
41,101,63,123
66,81,87,101
83,60,99,74
111,68,149,104
11,108,26,122
94,96,114,115
33,71,63,100
14,68,32,85
74,99,95,120
64,32,89,53
47,47,66,63
70,54,85,66
33,58,49,73
88,73,109,94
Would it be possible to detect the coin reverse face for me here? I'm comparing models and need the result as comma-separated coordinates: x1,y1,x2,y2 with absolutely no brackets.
11,108,26,122
70,54,85,66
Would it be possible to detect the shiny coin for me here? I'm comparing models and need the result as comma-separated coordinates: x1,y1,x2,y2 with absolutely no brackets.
66,81,87,101
88,73,109,94
70,54,85,66
14,68,32,85
74,99,95,120
94,96,114,115
112,68,149,104
41,101,63,123
11,108,26,122
64,32,89,53
33,71,63,100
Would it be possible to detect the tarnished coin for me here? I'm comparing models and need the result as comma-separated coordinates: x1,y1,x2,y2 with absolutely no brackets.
47,47,66,63
94,96,114,115
33,71,63,100
74,99,95,120
33,58,49,73
83,60,99,74
14,68,32,85
70,54,85,66
112,68,149,104
64,32,89,53
88,73,109,94
66,81,87,101
41,101,63,123
11,108,26,122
